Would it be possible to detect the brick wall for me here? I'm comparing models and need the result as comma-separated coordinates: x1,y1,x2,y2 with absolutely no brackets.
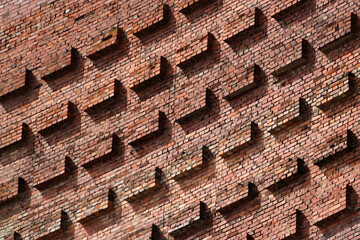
1,0,360,239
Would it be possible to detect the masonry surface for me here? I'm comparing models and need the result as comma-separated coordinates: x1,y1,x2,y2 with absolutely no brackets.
0,0,360,239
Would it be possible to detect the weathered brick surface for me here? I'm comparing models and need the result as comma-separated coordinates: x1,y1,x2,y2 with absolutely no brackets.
1,0,360,239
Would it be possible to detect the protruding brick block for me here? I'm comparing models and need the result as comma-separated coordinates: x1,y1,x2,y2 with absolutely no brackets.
313,184,355,227
77,189,116,223
217,182,258,214
269,98,307,133
0,177,26,204
272,0,308,21
179,0,215,14
83,79,121,111
318,13,358,52
124,167,162,202
33,156,73,190
314,130,358,166
265,158,308,191
219,122,257,158
130,57,169,92
0,123,29,153
271,39,309,77
41,47,77,81
175,88,212,124
223,64,261,100
176,32,215,69
172,145,212,179
279,210,306,240
86,27,125,60
32,210,71,240
223,8,261,43
37,101,76,134
168,201,212,237
128,111,166,147
317,73,354,110
133,4,171,37
81,134,120,167
0,69,31,98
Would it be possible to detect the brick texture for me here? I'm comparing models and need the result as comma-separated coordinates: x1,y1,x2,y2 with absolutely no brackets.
1,0,360,239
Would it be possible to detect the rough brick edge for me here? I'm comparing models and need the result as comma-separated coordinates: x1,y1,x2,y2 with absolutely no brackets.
78,189,116,223
175,88,212,124
279,210,307,240
168,201,212,237
219,122,257,158
179,0,216,15
128,111,166,147
317,73,355,110
0,69,32,98
217,182,259,214
0,177,26,204
265,158,308,191
81,134,120,167
223,8,261,44
272,0,309,21
313,184,356,227
173,145,212,179
41,48,77,81
223,64,261,100
125,167,162,202
0,123,30,153
268,98,307,134
319,13,359,52
83,79,121,112
86,27,126,60
33,156,74,190
34,210,71,240
130,57,169,92
37,101,77,135
133,4,171,37
176,32,215,69
271,39,309,77
314,130,358,167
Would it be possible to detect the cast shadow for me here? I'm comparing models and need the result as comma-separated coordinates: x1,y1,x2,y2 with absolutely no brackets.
0,178,31,219
39,158,78,200
134,58,174,102
136,6,177,45
91,34,130,70
87,82,127,124
0,70,41,112
130,115,172,158
0,124,35,166
82,192,122,236
275,41,316,87
227,9,268,52
181,36,221,79
179,90,220,135
85,141,125,179
45,48,85,92
42,106,82,145
181,0,223,23
276,0,316,28
227,65,268,111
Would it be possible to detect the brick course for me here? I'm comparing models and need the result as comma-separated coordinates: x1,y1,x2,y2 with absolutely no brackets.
1,0,360,239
